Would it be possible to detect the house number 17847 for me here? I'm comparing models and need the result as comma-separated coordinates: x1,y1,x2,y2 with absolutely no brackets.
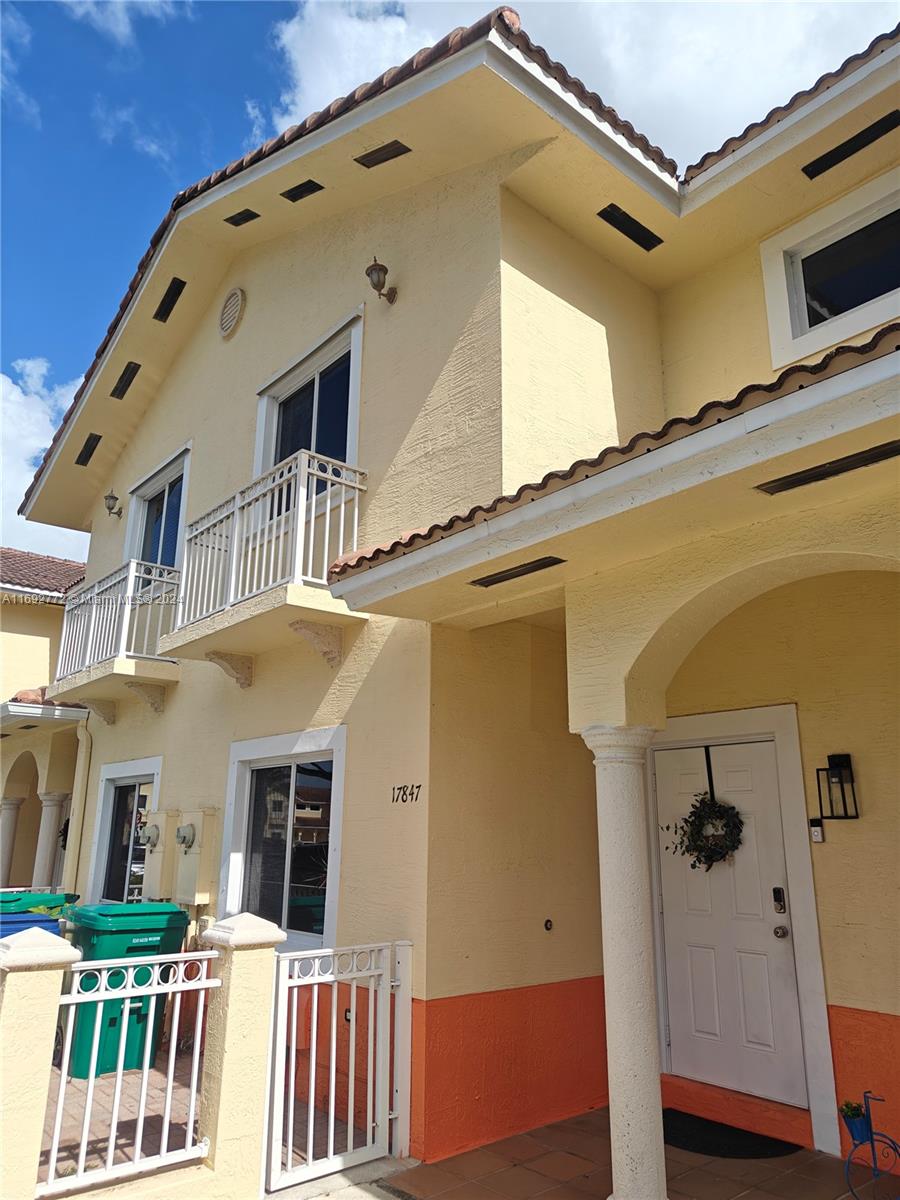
392,784,421,804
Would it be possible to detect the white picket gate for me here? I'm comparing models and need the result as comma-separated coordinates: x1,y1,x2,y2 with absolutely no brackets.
267,942,411,1192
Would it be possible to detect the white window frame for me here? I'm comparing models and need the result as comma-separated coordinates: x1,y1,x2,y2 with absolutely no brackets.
761,172,900,368
87,756,163,904
253,311,364,476
124,446,191,569
219,725,346,952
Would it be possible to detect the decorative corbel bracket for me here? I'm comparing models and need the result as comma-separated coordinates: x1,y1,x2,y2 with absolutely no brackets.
84,699,116,725
205,651,254,689
124,682,167,714
289,620,343,668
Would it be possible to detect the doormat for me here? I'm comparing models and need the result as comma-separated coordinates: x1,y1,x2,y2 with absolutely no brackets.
663,1108,802,1159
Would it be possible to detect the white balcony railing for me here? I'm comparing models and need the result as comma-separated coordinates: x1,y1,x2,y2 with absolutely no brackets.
176,450,366,629
56,560,180,681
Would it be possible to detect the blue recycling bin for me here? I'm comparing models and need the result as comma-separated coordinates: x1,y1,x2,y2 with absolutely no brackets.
0,909,62,937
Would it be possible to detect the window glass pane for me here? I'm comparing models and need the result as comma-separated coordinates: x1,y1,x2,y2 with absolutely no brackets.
287,760,332,935
276,379,314,463
243,765,292,925
801,209,899,328
140,489,165,563
314,352,351,464
159,476,183,567
103,783,148,903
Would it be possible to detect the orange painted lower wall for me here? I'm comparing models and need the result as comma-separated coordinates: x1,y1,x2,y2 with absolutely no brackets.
411,976,608,1161
660,1075,814,1148
409,979,899,1162
829,1005,900,1152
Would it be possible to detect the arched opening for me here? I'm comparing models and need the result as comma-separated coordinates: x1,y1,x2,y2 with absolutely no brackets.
2,750,40,887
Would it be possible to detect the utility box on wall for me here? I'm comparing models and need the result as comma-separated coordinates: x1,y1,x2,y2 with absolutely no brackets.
172,809,218,906
140,812,174,901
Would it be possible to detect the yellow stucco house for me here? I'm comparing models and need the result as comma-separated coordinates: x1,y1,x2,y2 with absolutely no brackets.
1,548,86,891
4,9,898,1200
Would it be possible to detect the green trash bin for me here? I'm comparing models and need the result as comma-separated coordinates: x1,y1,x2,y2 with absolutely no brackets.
0,891,78,913
68,903,189,1078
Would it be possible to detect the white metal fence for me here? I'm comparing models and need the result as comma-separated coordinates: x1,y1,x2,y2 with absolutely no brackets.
39,949,219,1196
177,450,366,628
267,941,411,1192
56,561,180,680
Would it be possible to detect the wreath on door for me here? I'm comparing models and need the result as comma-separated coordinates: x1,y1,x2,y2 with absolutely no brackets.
662,791,744,872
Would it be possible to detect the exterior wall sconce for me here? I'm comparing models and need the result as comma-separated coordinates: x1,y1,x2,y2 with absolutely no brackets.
365,257,397,304
816,753,859,820
104,490,123,519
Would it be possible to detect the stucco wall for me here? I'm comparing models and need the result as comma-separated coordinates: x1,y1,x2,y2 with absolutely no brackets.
667,571,900,1016
72,615,431,992
0,599,63,698
500,190,663,488
427,620,599,1000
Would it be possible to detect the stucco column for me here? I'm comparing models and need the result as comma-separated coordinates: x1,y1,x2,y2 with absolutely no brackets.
581,724,668,1200
32,793,68,888
0,927,82,1200
199,912,287,1194
0,797,25,887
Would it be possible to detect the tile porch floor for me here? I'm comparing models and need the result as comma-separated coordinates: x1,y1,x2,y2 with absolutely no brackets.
386,1109,872,1200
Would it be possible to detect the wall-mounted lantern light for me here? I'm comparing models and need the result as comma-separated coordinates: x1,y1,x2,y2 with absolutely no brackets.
104,490,123,519
816,753,859,820
365,256,397,304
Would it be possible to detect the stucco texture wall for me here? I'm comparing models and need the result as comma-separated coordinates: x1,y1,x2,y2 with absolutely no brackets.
427,621,599,1000
667,571,900,1018
500,190,663,489
0,599,62,698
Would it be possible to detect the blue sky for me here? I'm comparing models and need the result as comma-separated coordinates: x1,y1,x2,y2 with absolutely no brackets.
2,0,895,558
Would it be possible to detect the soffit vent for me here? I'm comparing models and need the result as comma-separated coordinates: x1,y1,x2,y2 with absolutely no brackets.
470,556,566,589
597,204,663,252
219,288,246,339
153,277,187,323
110,361,141,399
281,179,324,203
354,140,411,169
802,111,900,180
75,433,102,466
755,439,900,495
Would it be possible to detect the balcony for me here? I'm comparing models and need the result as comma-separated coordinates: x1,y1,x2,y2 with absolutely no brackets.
158,450,367,676
47,561,181,719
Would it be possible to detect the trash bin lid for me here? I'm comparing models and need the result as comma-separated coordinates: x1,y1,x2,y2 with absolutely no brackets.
70,902,189,930
0,891,78,912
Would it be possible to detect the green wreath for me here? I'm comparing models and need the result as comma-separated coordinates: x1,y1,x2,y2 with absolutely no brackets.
662,792,744,871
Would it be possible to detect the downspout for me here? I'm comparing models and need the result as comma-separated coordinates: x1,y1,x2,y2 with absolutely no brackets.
62,718,93,895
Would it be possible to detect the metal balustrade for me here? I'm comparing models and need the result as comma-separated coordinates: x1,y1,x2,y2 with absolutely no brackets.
267,941,411,1191
177,450,366,628
55,561,180,680
39,949,220,1196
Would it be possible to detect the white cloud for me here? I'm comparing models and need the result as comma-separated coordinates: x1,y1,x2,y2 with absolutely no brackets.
1,359,89,559
260,1,897,170
1,5,41,128
243,98,267,152
92,96,175,170
59,0,189,48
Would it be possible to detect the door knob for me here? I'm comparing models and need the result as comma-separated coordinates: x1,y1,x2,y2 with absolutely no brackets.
773,925,790,939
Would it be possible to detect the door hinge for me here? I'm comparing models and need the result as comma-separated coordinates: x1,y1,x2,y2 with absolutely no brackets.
665,1024,671,1048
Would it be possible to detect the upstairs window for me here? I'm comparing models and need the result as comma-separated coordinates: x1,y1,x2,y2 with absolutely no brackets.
140,474,183,567
275,348,351,466
761,175,900,368
796,208,899,330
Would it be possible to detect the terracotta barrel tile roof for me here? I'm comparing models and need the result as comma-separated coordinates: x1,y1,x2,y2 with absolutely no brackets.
683,22,900,181
6,686,85,708
0,547,85,594
329,322,900,581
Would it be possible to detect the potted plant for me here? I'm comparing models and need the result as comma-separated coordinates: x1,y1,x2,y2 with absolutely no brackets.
839,1100,870,1145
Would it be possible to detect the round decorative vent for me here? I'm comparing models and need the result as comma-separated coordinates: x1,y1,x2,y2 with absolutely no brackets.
219,287,245,338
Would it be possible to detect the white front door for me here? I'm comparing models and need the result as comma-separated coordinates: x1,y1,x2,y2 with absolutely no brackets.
654,740,808,1107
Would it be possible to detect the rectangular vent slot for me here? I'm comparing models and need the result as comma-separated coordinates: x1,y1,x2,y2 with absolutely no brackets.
470,556,565,589
597,204,663,251
153,277,187,322
354,140,411,169
756,439,900,495
224,208,260,227
75,433,102,466
110,361,141,399
802,111,900,180
281,179,324,203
